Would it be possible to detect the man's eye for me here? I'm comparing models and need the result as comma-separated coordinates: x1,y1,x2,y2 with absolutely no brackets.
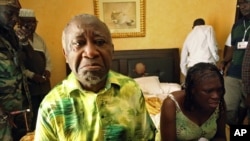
71,40,85,47
71,42,79,46
94,40,106,46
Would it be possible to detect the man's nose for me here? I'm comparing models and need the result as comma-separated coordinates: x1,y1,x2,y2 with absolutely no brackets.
82,42,99,58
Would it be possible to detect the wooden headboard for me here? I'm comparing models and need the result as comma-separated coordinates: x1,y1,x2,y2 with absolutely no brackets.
66,48,180,83
111,48,180,83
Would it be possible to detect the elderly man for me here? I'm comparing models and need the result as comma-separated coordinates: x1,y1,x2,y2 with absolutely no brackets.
0,0,31,140
34,14,156,141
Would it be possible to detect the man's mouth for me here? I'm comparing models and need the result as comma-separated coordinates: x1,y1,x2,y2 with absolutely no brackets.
81,63,102,71
84,65,102,70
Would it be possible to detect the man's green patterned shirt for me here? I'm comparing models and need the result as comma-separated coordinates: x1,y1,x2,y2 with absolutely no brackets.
34,70,156,141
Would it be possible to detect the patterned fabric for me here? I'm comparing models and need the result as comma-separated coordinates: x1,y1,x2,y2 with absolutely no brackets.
242,39,250,94
166,94,219,141
34,70,156,141
0,37,23,112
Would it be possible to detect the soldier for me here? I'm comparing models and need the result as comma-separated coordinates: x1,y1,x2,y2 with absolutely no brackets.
0,0,31,140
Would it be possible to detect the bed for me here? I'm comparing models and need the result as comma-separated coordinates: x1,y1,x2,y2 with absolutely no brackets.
110,48,182,133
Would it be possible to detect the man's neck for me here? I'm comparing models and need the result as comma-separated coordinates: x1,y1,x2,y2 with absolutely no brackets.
244,14,250,20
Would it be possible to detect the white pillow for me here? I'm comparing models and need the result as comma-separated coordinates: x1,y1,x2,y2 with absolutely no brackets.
134,76,163,95
159,83,181,94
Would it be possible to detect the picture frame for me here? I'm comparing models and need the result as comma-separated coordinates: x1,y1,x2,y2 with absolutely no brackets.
94,0,145,38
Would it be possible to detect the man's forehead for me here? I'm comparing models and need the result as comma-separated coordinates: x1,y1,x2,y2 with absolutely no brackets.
68,20,109,34
68,21,99,32
73,18,104,28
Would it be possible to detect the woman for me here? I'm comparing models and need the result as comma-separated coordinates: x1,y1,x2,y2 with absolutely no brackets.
160,62,226,141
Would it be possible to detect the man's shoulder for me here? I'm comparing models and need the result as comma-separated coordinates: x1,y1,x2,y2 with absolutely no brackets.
194,25,214,31
109,70,140,88
232,19,245,28
46,82,66,96
41,82,73,107
109,70,130,77
33,32,45,42
0,35,15,51
109,71,136,82
34,32,41,37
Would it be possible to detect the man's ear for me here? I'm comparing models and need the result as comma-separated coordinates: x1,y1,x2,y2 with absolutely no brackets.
111,44,114,59
62,48,69,63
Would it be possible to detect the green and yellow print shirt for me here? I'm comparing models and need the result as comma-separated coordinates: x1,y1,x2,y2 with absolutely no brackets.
34,70,156,141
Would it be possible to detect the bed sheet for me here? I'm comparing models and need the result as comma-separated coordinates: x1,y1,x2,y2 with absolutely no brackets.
143,83,181,130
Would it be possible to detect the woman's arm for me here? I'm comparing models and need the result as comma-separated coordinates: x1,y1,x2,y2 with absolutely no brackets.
160,96,177,141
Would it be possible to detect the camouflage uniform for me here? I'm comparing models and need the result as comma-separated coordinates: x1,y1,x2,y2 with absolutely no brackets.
0,26,29,141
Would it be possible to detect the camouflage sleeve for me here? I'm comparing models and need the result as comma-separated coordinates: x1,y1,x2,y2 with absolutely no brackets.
0,40,23,112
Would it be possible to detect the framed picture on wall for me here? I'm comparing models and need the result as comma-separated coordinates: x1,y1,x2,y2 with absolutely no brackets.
94,0,145,38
